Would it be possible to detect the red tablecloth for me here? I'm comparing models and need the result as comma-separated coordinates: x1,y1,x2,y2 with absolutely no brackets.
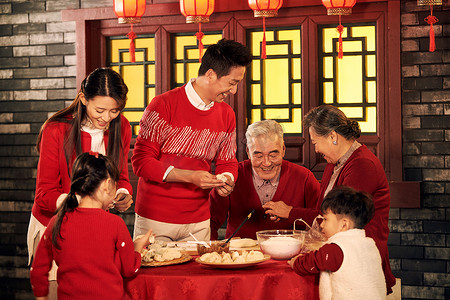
124,259,319,300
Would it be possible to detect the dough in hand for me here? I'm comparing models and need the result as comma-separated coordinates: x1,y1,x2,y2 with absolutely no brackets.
134,234,156,244
230,238,257,248
216,174,227,182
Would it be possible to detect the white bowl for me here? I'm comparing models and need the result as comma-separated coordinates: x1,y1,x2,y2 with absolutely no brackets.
256,230,306,260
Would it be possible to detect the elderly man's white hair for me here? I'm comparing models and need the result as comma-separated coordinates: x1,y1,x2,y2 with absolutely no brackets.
246,119,284,147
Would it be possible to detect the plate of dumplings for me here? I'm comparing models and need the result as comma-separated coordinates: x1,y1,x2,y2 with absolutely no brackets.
141,240,192,267
195,250,270,269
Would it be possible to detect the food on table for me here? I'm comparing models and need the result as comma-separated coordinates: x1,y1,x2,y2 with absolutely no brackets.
230,238,257,248
197,241,230,256
256,230,306,260
141,240,182,263
259,236,302,259
199,250,265,264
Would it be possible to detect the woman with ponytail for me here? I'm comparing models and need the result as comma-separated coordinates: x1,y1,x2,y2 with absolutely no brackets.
27,68,134,296
303,104,396,294
30,152,152,300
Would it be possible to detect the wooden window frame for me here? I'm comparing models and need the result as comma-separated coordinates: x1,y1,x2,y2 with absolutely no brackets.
62,0,418,208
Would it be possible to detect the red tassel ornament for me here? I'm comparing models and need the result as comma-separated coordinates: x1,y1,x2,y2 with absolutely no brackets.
321,0,357,59
113,0,146,63
126,24,137,63
248,0,283,60
261,17,267,59
417,0,442,52
195,23,205,63
337,16,344,59
424,5,438,52
180,0,215,63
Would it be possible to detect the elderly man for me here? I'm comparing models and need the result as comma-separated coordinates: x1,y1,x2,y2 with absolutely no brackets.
210,120,320,240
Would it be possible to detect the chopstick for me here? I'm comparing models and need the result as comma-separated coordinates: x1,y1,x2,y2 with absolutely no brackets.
223,209,255,245
189,232,210,247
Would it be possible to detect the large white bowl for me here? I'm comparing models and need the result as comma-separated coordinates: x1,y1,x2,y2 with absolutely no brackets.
256,230,306,260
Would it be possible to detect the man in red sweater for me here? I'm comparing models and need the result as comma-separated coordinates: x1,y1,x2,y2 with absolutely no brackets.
132,39,252,242
210,120,320,240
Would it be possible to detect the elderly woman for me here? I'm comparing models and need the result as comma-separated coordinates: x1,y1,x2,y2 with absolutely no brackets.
303,104,396,294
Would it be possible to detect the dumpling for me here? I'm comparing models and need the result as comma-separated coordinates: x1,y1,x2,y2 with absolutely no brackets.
210,252,222,263
246,251,264,262
200,253,214,262
216,174,227,182
233,255,245,263
161,248,182,261
154,254,164,262
221,253,233,263
231,251,240,260
240,250,248,261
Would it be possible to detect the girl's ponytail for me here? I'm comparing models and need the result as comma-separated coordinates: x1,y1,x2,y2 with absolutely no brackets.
51,152,119,249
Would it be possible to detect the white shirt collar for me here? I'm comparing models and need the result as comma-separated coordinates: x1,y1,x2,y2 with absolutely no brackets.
185,79,214,111
81,125,106,155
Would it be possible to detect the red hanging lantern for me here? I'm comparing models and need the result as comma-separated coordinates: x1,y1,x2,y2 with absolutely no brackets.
248,0,283,60
180,0,215,63
321,0,356,59
113,0,146,63
417,0,442,52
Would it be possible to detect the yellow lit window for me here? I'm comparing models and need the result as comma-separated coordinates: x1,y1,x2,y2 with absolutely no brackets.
172,32,223,88
247,27,302,135
108,35,156,136
320,23,377,134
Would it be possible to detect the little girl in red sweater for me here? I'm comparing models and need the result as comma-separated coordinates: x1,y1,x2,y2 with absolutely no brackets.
30,152,152,300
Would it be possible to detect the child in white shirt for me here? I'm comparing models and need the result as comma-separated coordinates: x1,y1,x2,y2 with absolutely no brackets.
289,186,386,300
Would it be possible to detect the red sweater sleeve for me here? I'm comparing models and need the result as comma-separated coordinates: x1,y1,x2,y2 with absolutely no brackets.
117,115,133,194
34,123,67,215
131,98,171,183
209,189,231,240
292,243,343,276
30,220,55,297
213,111,238,180
115,218,141,277
288,171,321,225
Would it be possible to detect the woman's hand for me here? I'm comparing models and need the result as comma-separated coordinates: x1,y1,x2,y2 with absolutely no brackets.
114,193,133,212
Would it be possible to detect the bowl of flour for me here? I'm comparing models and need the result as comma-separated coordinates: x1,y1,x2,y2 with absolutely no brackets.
256,230,306,260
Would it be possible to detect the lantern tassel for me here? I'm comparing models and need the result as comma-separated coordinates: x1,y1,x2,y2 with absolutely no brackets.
195,23,204,63
261,16,267,59
337,15,344,59
126,24,137,63
425,5,438,52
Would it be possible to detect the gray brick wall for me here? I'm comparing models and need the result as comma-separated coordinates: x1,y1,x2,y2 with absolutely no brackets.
0,1,109,299
0,0,449,299
398,1,450,300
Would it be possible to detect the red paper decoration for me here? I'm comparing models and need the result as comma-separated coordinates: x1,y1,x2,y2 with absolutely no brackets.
248,0,283,59
417,0,442,52
321,0,356,59
180,0,215,62
113,0,146,63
